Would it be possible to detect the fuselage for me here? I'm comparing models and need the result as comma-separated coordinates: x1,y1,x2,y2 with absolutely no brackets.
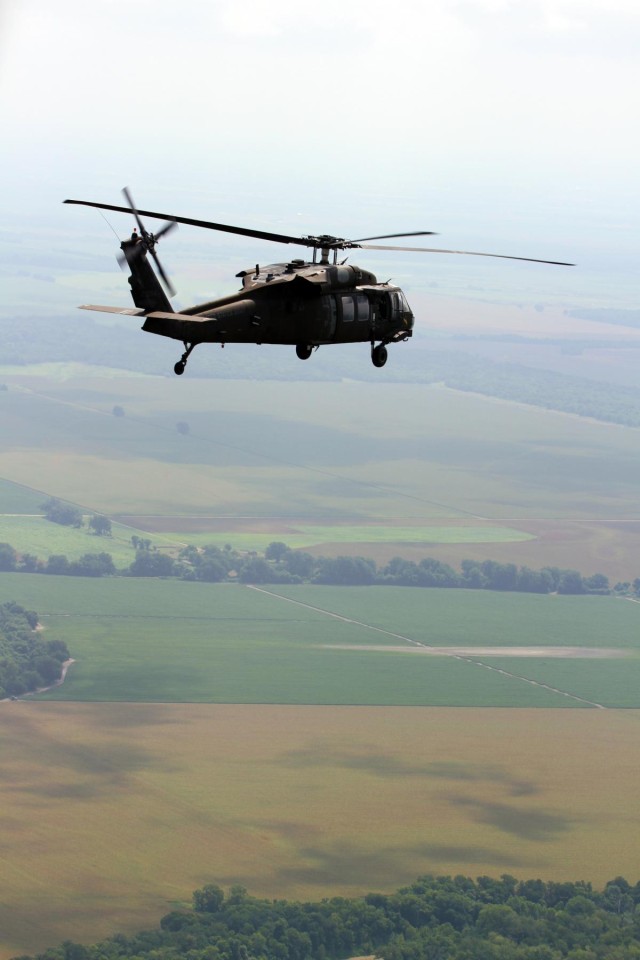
142,257,414,348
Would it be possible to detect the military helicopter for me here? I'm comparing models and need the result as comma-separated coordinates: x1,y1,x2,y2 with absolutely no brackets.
64,189,573,376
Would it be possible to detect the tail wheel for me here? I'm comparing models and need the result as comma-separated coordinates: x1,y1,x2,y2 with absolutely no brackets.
371,344,388,368
296,344,313,360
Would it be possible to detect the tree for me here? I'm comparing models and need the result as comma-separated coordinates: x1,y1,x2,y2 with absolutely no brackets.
285,550,316,579
71,553,116,577
128,551,177,577
583,573,610,594
541,566,563,592
131,535,152,551
19,553,41,573
517,566,553,594
418,557,460,587
35,655,63,684
193,883,224,913
265,541,291,562
238,557,273,583
461,560,489,589
480,560,518,591
314,555,376,585
46,554,71,575
557,569,585,594
0,602,68,697
0,542,17,571
40,497,83,527
476,904,522,938
196,556,228,582
88,515,112,537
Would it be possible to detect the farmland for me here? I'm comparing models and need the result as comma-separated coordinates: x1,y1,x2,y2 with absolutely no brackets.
0,373,638,525
1,369,640,958
1,371,639,577
2,703,640,958
1,574,638,707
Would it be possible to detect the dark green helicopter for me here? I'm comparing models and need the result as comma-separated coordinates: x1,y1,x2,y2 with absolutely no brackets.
65,189,572,376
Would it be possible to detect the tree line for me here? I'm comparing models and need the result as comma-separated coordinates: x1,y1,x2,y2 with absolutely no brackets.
21,873,640,960
0,601,70,699
1,536,639,597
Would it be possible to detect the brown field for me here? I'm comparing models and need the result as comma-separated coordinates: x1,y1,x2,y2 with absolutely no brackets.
325,645,627,658
301,519,640,583
2,703,640,959
116,515,311,535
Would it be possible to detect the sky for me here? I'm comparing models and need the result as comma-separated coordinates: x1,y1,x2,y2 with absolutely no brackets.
1,0,639,314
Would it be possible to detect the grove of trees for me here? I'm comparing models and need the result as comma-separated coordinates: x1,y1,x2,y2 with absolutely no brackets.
40,498,83,528
0,601,70,698
23,873,640,960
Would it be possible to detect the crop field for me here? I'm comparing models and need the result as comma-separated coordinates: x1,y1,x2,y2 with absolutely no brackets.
0,373,639,525
2,703,640,959
111,519,534,554
0,575,637,708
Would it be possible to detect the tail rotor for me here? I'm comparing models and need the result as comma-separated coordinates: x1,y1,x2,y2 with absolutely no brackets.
119,186,177,297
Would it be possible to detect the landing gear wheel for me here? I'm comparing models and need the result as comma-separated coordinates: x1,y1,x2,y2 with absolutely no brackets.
296,343,313,360
371,344,388,368
174,342,196,376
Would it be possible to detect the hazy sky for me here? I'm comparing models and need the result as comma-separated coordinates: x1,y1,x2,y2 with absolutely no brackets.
2,0,639,311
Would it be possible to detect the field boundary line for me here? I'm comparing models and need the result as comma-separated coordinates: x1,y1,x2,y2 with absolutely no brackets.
246,585,606,709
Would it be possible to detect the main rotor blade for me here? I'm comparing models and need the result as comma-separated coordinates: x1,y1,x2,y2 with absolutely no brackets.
353,231,437,242
358,243,574,266
64,199,315,247
64,200,574,264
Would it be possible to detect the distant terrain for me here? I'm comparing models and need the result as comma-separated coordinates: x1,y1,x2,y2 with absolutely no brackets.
3,292,640,425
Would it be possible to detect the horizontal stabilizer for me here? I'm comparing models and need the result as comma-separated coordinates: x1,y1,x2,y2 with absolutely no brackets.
79,304,146,316
145,311,212,323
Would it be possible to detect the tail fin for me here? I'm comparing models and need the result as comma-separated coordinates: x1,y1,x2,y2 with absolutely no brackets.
120,239,174,314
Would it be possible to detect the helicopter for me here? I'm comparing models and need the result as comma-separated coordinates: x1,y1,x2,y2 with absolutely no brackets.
64,189,573,376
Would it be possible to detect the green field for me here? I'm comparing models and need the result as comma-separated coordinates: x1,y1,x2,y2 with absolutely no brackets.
1,575,636,708
142,522,534,553
0,478,46,513
0,515,180,565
